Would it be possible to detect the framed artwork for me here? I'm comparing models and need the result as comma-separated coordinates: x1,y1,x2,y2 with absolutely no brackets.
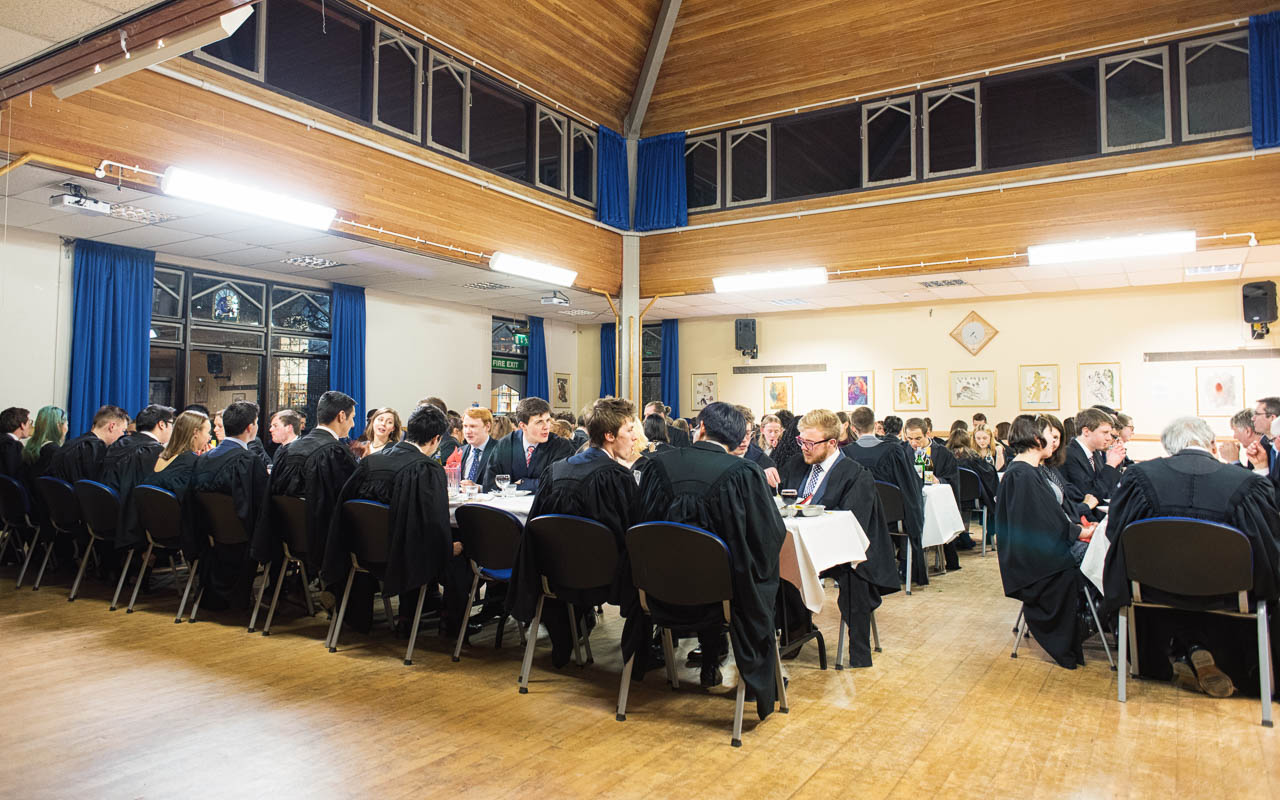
1018,364,1059,410
949,311,999,356
1079,362,1122,409
1196,365,1244,417
892,368,928,411
231,392,247,403
691,373,718,411
841,371,874,410
552,372,572,409
949,370,996,407
764,375,793,412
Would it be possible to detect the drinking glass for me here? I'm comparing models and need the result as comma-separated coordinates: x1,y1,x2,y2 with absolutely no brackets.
780,489,798,507
495,475,511,496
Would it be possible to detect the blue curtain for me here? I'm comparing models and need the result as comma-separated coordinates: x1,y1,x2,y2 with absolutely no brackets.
597,125,630,229
599,322,616,397
1253,11,1280,149
634,131,688,231
527,315,550,401
330,283,366,436
68,240,154,436
660,319,680,418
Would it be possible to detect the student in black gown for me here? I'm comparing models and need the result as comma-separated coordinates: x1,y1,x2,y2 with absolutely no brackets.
947,428,998,550
324,404,455,635
641,413,675,456
0,407,32,479
48,404,129,484
1037,414,1101,535
509,396,642,667
904,417,962,570
146,411,212,496
266,409,303,467
842,407,928,587
20,406,67,488
104,404,175,554
481,397,575,494
880,415,903,443
780,409,899,666
734,405,781,490
645,401,690,448
636,402,785,717
1061,407,1125,518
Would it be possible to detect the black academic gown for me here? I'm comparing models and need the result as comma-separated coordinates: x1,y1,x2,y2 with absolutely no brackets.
480,431,575,494
0,435,22,480
48,432,107,484
842,437,928,586
994,461,1083,669
667,424,692,448
1102,449,1280,693
102,433,165,550
251,429,358,570
181,440,269,610
145,451,199,496
745,442,776,472
1062,440,1121,507
434,436,461,465
637,441,785,720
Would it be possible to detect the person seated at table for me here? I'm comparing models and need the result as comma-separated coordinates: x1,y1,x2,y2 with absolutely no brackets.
780,409,898,667
49,404,129,483
880,415,903,442
1114,412,1136,470
350,407,402,460
637,402,786,716
842,407,928,587
21,406,67,486
995,421,1011,450
1221,408,1268,469
1062,408,1125,513
948,428,997,549
995,415,1091,669
0,406,31,479
509,396,642,668
905,418,963,569
1104,416,1280,698
551,419,574,441
267,409,303,466
735,405,780,489
481,397,575,495
457,407,495,488
768,414,803,473
1037,414,1101,540
147,410,211,495
972,426,1005,471
642,413,674,456
104,404,175,557
835,411,853,447
924,418,946,448
757,414,783,456
645,401,691,447
971,412,988,431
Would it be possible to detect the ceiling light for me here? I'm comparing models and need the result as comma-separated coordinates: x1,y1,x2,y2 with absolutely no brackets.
461,281,511,290
713,267,828,293
1027,230,1195,265
161,166,336,230
110,204,178,225
1185,263,1242,277
558,308,596,316
490,252,577,287
51,6,254,99
282,255,342,269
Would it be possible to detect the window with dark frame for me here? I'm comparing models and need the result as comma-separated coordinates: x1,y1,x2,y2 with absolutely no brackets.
773,106,861,200
862,95,915,186
195,0,265,79
470,75,532,181
924,84,981,178
428,52,470,157
727,125,771,206
984,64,1099,169
570,122,597,207
265,0,371,122
685,133,720,211
491,317,529,414
373,24,423,139
1180,32,1251,141
641,323,662,411
1100,46,1171,152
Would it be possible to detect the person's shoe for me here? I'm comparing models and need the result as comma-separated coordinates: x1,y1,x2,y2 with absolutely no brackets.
700,663,722,689
1170,654,1202,694
685,647,703,667
1188,646,1235,698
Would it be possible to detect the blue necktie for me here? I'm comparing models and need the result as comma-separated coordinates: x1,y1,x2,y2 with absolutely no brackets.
803,464,824,500
467,447,482,482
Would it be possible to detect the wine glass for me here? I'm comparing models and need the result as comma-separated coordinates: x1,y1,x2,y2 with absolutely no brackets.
495,475,511,497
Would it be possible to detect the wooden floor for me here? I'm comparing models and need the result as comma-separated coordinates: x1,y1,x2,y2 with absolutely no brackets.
2,542,1279,799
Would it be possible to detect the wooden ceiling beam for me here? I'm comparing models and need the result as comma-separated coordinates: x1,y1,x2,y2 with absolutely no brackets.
623,0,682,138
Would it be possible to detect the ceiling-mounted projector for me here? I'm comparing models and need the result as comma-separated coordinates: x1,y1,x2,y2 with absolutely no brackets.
541,291,570,306
50,184,111,216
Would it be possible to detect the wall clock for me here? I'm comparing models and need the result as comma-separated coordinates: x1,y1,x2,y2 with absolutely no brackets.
950,311,998,356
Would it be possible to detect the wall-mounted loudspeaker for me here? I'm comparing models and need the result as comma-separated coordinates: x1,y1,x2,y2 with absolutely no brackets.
1244,281,1276,340
735,318,758,359
206,353,224,375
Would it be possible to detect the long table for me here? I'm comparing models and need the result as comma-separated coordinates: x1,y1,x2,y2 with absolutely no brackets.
780,510,870,614
922,483,966,548
448,493,535,525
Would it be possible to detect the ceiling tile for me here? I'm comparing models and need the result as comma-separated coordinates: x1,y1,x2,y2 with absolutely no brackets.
25,213,141,238
1126,269,1185,286
974,281,1028,296
275,235,378,255
153,237,254,258
226,224,322,247
1072,274,1129,290
92,225,201,249
208,247,289,267
927,285,983,300
1023,277,1078,293
156,211,274,237
0,197,67,227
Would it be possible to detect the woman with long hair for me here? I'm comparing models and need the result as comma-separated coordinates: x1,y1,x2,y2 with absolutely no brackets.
147,411,212,494
757,414,783,455
21,405,68,478
948,429,998,549
350,407,402,460
1038,413,1101,525
995,421,1011,449
642,413,671,454
972,426,1005,471
490,414,514,442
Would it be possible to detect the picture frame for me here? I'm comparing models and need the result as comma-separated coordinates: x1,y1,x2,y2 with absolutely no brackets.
1018,364,1059,410
841,371,874,410
892,368,928,412
552,372,572,409
231,392,247,403
1195,365,1244,417
1078,362,1122,409
763,375,793,413
691,373,718,412
949,370,996,407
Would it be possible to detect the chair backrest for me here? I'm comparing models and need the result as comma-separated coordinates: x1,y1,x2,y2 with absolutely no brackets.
340,499,391,565
1121,516,1253,597
134,485,183,545
525,514,618,591
625,522,732,607
195,491,249,546
956,468,980,504
875,481,905,526
0,473,31,525
271,495,309,557
35,476,81,531
73,479,121,533
455,504,523,571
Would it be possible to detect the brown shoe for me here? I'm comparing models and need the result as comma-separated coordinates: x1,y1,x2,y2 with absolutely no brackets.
1189,647,1236,698
1170,655,1202,694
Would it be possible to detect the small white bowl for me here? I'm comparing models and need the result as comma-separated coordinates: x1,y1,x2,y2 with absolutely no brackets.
799,504,826,517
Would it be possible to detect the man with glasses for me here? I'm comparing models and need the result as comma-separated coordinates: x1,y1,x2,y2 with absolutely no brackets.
904,417,963,570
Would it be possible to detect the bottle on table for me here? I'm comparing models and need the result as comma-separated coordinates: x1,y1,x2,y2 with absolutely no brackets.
923,451,934,484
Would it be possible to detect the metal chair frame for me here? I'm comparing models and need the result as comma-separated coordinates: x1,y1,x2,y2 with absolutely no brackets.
956,467,991,556
452,504,524,663
875,481,912,596
70,480,120,603
833,610,881,670
31,476,80,591
123,485,191,615
251,495,317,636
0,474,49,589
180,492,261,625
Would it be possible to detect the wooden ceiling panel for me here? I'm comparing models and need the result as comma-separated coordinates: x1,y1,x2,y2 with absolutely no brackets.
642,0,1278,135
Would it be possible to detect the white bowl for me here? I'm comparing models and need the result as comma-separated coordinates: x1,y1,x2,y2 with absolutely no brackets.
799,504,826,517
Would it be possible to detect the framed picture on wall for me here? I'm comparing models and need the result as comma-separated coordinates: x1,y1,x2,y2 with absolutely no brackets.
1195,365,1244,417
1078,362,1121,409
949,371,996,407
691,373,718,412
892,368,928,412
764,375,793,413
1018,364,1059,410
552,373,572,409
841,371,874,410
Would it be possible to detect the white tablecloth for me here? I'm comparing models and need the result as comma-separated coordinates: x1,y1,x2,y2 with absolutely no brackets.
1080,517,1110,593
780,510,870,614
449,493,535,525
922,483,965,548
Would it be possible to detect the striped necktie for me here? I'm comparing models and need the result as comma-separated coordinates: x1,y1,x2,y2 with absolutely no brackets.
803,464,824,500
525,444,536,467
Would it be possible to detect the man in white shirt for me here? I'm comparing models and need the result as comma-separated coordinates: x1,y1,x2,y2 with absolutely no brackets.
458,407,494,486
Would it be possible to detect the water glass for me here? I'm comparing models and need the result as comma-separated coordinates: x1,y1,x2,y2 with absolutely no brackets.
495,474,511,497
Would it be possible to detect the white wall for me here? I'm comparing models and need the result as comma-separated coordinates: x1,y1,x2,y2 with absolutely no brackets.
0,229,72,412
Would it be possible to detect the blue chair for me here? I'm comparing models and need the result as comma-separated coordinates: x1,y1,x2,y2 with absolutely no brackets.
0,474,43,588
956,467,989,556
129,485,191,616
33,476,81,591
70,479,120,603
453,504,523,663
875,481,912,595
253,494,316,637
183,491,255,624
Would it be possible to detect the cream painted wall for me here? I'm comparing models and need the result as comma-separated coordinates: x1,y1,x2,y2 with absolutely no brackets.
0,229,73,412
677,281,1280,438
576,322,602,412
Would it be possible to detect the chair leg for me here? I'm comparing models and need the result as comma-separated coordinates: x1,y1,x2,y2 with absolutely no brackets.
0,528,10,566
834,619,846,671
774,635,789,714
15,529,39,588
248,561,274,633
1258,600,1272,727
1085,590,1114,669
32,542,54,590
110,548,135,611
904,540,913,596
176,558,199,623
1011,608,1026,658
452,574,480,662
870,609,882,653
324,597,340,649
328,567,357,653
298,563,315,617
189,585,205,623
1118,608,1128,703
126,543,155,613
381,592,396,634
981,507,988,557
567,602,584,667
519,594,545,694
260,559,290,636
495,613,508,649
661,627,679,690
67,535,95,602
404,584,428,666
616,653,636,721
1128,602,1141,676
731,674,747,748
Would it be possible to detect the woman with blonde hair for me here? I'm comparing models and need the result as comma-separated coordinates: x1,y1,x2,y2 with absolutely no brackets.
350,407,402,459
490,414,514,441
149,410,212,493
972,426,1005,470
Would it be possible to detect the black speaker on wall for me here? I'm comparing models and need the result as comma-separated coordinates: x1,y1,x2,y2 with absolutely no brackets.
735,318,758,359
206,353,224,375
1243,281,1277,323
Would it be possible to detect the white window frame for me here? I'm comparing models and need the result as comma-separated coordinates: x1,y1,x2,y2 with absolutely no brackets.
372,24,423,141
862,95,917,187
684,133,721,212
1100,46,1172,153
923,82,981,179
427,51,471,158
568,121,597,207
1179,32,1251,142
193,0,266,81
535,106,568,195
725,124,772,207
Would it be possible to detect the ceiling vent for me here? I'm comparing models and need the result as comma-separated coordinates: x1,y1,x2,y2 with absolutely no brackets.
281,255,342,269
462,281,511,290
919,278,968,288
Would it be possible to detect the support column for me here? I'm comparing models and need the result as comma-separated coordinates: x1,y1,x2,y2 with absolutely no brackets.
619,135,641,403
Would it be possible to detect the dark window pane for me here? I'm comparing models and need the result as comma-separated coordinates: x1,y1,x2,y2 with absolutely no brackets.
538,112,565,190
774,107,860,200
192,326,266,349
926,89,978,175
642,326,662,360
266,0,369,120
685,137,719,209
985,66,1099,168
150,322,183,345
189,351,263,412
471,78,530,180
430,58,467,153
271,288,331,332
150,348,180,407
191,277,264,327
273,355,329,431
153,270,183,318
492,319,529,356
865,101,913,183
642,376,662,408
571,129,595,204
375,34,419,135
1185,38,1250,136
729,128,768,203
200,5,259,73
273,335,331,355
1104,51,1167,149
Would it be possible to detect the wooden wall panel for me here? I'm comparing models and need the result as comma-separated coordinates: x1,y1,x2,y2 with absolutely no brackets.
2,63,622,293
642,0,1279,135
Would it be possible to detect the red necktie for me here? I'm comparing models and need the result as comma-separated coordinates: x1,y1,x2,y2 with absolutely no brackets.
525,444,536,467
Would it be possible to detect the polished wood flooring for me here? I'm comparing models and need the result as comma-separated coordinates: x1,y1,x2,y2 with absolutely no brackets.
2,541,1278,799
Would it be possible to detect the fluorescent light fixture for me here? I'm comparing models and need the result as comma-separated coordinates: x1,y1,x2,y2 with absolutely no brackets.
1185,263,1242,277
51,6,254,99
161,166,336,230
489,252,577,287
713,267,828,293
1027,230,1196,265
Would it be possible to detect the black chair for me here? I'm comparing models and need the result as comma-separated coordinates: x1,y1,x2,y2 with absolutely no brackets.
1116,516,1273,727
252,495,316,636
182,492,258,624
33,476,81,591
956,467,989,556
0,474,44,588
71,479,120,603
618,521,788,748
129,485,191,615
453,504,523,663
327,499,429,666
517,514,618,693
875,481,912,595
